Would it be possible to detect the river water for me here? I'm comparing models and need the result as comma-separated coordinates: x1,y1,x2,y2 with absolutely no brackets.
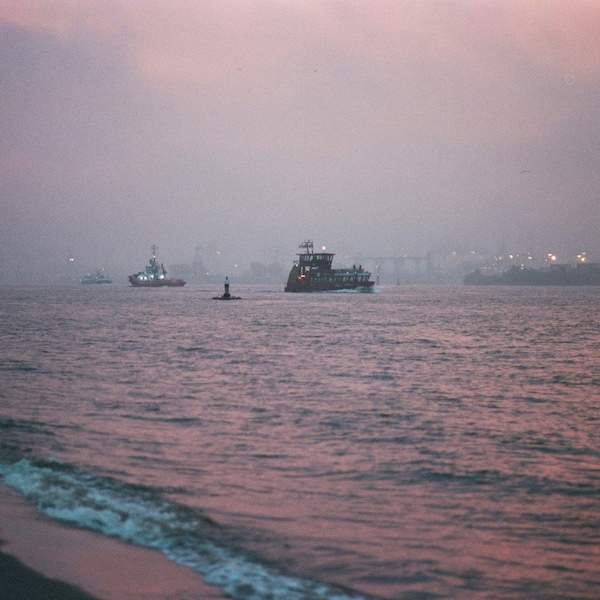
1,284,599,599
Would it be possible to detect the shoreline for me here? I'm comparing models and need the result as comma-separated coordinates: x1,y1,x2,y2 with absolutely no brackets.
0,546,100,600
0,482,229,600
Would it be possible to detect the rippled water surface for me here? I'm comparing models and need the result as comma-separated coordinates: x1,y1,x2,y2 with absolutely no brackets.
1,284,600,599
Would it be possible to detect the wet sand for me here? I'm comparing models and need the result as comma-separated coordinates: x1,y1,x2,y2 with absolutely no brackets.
0,482,229,600
0,547,100,600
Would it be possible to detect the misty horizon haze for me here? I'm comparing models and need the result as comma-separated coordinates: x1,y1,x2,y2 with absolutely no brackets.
1,1,600,283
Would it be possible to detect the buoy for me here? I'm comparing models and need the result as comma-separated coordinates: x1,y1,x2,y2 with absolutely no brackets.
212,276,241,300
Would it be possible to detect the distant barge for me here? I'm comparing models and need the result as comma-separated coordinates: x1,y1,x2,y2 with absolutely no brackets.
285,241,374,292
80,270,111,284
464,264,600,286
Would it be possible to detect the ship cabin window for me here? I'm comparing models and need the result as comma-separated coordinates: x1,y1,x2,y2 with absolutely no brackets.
299,253,334,269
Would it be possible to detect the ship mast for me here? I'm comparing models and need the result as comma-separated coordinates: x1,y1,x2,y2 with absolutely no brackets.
299,240,313,255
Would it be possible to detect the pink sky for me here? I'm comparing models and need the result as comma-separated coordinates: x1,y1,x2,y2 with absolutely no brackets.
1,1,600,278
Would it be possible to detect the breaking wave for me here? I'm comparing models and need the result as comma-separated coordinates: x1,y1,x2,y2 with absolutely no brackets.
0,457,364,600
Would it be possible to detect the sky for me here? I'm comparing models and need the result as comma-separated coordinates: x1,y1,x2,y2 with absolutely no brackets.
1,0,600,280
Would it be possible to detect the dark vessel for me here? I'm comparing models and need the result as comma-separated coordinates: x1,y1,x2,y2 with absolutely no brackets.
80,270,111,284
212,277,241,300
284,241,374,292
464,263,600,286
128,245,186,287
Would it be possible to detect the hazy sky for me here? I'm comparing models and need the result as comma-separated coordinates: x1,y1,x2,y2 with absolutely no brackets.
1,1,600,277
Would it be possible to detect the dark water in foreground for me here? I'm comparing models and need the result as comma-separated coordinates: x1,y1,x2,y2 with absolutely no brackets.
1,284,599,599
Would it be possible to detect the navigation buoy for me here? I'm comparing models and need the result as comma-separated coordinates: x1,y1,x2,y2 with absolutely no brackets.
212,277,241,300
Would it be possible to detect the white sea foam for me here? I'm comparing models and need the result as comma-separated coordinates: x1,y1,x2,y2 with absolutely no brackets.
0,458,364,600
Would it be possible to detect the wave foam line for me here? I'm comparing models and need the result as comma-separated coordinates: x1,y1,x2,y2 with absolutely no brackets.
0,458,364,600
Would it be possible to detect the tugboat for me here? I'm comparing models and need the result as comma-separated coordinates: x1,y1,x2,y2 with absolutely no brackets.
80,270,112,284
128,245,186,287
284,241,374,292
212,277,241,300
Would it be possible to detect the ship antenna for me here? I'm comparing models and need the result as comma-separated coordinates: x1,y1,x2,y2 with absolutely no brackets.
299,240,313,254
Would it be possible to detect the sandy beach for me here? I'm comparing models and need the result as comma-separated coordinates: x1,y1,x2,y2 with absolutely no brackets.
0,483,229,600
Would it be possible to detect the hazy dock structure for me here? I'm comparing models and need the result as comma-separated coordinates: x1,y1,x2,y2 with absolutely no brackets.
361,255,431,285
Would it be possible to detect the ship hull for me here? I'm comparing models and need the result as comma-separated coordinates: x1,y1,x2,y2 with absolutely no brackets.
81,279,112,284
285,268,375,292
128,276,186,287
285,281,375,292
